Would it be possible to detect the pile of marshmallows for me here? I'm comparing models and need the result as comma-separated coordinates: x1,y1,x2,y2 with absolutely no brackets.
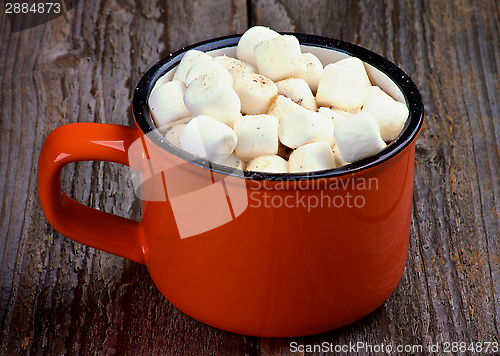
149,26,409,174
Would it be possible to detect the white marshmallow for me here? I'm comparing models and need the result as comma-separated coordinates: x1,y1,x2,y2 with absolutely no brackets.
232,73,278,115
334,57,372,87
318,106,347,125
183,73,241,125
148,80,191,127
360,85,392,102
246,155,288,173
164,124,187,149
233,114,279,159
173,50,213,83
156,116,194,136
299,53,323,94
332,144,348,167
316,61,371,113
361,93,409,141
288,142,336,173
179,115,237,163
185,60,233,87
279,109,335,148
334,112,387,163
167,116,194,127
213,55,258,78
267,95,303,122
236,26,281,67
330,108,352,118
254,35,306,81
219,153,244,170
275,78,317,111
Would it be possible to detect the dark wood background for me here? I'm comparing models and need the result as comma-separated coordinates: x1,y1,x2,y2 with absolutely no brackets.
1,0,499,354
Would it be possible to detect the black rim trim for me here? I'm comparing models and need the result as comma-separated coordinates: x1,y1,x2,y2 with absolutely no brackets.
132,33,424,181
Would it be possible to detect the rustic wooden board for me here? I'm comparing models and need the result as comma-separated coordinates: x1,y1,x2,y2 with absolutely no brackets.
0,0,499,355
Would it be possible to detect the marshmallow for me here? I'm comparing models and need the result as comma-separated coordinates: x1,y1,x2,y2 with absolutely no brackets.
167,116,194,126
213,55,258,78
254,35,306,81
332,144,348,167
316,60,371,113
156,116,194,136
267,95,303,122
299,52,323,94
185,60,233,87
275,78,317,111
334,112,387,163
318,106,347,125
361,93,409,141
164,124,187,149
236,26,281,67
360,85,392,102
288,142,336,173
330,108,352,118
148,80,191,127
173,50,213,83
183,73,241,125
232,73,278,115
233,114,279,159
179,115,237,163
279,109,335,148
219,153,244,170
334,57,372,87
246,155,288,173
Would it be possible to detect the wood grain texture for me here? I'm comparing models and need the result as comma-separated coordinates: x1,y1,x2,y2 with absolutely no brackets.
0,0,499,355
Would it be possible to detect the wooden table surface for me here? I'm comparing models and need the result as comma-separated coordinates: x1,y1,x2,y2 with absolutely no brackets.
1,0,500,355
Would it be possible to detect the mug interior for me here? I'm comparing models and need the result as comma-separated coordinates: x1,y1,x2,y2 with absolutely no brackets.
132,34,423,180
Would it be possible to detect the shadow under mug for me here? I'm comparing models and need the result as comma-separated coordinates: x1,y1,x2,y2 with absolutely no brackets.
37,33,424,337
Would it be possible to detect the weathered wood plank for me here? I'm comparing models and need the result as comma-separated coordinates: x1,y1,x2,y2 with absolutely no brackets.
251,0,364,45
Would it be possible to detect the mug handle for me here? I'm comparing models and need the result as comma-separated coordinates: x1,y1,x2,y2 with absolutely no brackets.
37,123,147,264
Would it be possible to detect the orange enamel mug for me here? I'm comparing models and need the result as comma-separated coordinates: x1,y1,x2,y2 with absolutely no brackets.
37,33,424,337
